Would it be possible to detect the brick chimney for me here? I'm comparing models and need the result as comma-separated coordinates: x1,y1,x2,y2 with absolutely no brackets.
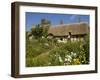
60,20,64,25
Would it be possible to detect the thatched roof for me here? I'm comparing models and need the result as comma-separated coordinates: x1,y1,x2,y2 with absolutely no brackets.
48,22,89,36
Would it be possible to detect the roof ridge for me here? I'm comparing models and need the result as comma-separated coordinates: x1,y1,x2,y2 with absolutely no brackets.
52,22,88,27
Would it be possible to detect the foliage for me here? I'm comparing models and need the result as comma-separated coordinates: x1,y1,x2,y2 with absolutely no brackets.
41,18,51,38
31,24,43,39
30,18,51,39
26,34,89,67
83,34,90,63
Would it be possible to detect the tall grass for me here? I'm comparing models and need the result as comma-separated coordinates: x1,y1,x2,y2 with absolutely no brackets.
26,35,89,67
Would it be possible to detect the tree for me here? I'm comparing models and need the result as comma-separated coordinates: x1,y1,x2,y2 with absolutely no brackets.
30,18,51,39
31,24,43,39
40,18,51,37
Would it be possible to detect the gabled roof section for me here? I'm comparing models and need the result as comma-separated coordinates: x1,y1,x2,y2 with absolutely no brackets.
48,22,89,36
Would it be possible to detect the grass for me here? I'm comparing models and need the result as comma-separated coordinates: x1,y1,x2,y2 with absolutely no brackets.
26,37,89,67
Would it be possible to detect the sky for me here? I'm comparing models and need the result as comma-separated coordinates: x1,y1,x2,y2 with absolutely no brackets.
26,12,90,31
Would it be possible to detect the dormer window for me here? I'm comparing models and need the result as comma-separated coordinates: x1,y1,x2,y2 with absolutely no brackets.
67,32,71,41
68,32,71,38
69,32,71,35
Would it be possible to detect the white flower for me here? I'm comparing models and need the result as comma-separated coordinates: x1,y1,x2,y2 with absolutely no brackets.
44,43,49,46
65,55,72,62
71,52,77,57
59,56,63,62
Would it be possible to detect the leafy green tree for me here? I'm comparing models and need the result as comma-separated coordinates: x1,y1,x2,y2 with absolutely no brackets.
41,18,51,37
30,19,51,39
31,24,43,39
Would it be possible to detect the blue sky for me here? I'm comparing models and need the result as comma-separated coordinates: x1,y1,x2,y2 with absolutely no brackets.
26,12,90,31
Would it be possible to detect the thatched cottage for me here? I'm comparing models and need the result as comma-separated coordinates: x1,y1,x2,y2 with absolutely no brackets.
47,22,89,42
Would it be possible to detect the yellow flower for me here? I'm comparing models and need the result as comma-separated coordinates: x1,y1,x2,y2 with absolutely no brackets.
73,58,80,65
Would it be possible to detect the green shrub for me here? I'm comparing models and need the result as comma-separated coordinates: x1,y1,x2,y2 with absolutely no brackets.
26,34,89,67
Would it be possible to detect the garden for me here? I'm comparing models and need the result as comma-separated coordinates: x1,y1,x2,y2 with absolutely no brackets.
26,34,89,67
